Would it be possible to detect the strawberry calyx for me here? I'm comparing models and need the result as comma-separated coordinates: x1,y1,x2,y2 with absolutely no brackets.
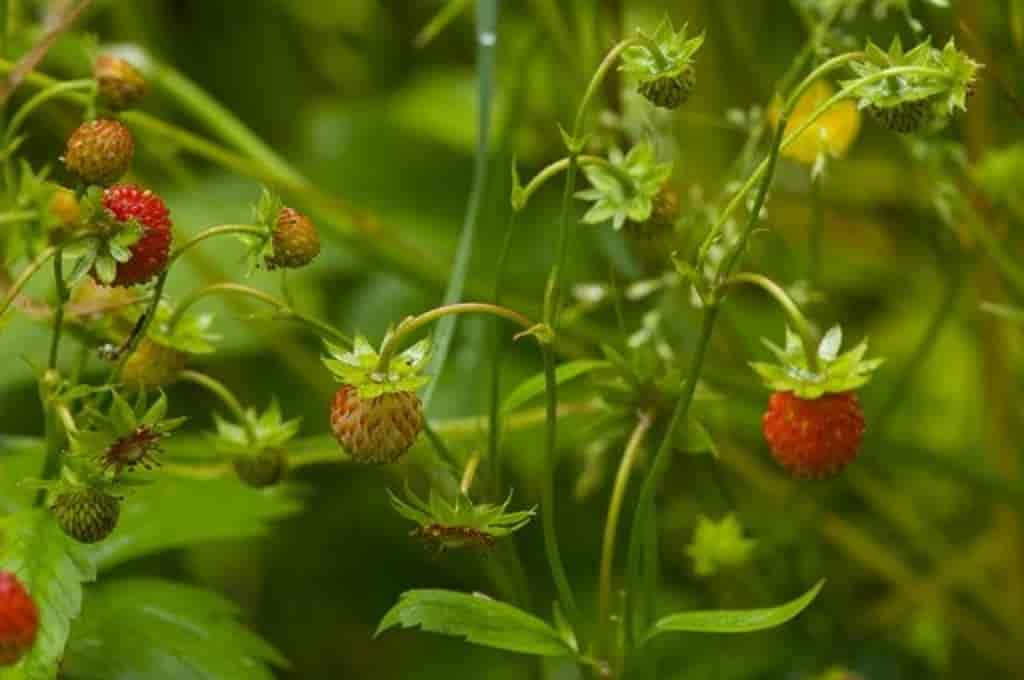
389,482,534,551
322,335,430,399
620,18,704,109
750,325,884,399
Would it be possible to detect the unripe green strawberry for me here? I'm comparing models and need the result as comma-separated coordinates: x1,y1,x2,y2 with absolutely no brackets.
51,487,120,544
638,66,695,110
0,572,38,667
233,448,288,488
867,99,932,134
626,184,680,240
63,119,135,185
121,338,187,387
94,54,147,111
266,207,320,269
330,385,423,464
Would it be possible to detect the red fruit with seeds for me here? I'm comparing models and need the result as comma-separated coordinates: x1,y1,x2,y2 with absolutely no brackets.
762,391,864,479
330,385,423,464
93,184,172,287
63,118,134,185
0,571,38,666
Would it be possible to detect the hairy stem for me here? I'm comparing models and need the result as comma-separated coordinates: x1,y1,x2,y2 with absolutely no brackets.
180,369,258,444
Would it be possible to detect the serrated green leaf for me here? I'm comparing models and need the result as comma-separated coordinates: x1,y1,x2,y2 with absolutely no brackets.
63,578,286,680
502,360,609,414
86,476,304,570
0,510,96,680
376,590,574,657
644,580,824,641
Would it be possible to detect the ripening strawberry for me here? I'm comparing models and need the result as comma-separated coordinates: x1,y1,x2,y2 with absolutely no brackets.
626,183,680,240
330,385,423,464
762,391,865,479
93,184,172,287
51,486,121,544
121,338,187,387
63,118,135,185
751,326,883,480
266,207,320,269
0,572,38,666
638,67,696,110
94,54,147,111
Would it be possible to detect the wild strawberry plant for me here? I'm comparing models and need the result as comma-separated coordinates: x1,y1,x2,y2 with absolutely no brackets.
0,1,1017,679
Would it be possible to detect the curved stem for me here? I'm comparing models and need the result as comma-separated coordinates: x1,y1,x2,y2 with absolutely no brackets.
780,51,865,119
168,282,351,347
113,270,167,381
167,224,265,268
514,155,611,212
624,305,719,658
0,244,57,316
376,302,535,373
0,209,36,224
179,369,258,444
598,411,653,661
4,78,92,143
720,272,820,371
572,38,638,136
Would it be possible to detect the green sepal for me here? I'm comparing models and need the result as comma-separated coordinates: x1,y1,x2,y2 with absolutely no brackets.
576,141,672,230
145,300,221,355
322,335,432,398
212,400,301,456
686,513,756,576
620,17,705,81
750,325,884,398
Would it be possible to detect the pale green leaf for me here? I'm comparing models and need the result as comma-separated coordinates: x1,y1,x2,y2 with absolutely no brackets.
376,589,574,657
502,360,609,414
644,580,824,642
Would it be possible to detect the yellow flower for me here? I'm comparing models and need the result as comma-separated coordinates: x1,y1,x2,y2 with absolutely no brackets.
772,80,861,165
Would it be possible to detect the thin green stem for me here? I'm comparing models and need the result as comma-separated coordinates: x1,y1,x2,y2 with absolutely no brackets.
167,282,351,347
0,244,57,316
0,209,34,224
720,272,820,371
781,52,865,119
541,345,581,630
4,78,92,144
424,422,461,471
624,305,719,658
167,224,265,268
47,253,67,370
35,375,63,507
179,369,258,444
488,211,518,494
598,411,653,662
706,64,949,250
112,270,167,382
376,302,535,373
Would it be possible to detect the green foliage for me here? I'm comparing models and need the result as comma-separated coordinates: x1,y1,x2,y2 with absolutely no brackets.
0,510,96,680
85,476,303,571
212,400,301,456
377,590,575,657
576,142,672,230
389,484,534,549
322,336,431,398
644,580,825,641
620,19,705,82
63,578,287,680
750,326,883,398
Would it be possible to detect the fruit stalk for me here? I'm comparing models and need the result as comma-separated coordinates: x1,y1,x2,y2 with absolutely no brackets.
180,369,258,444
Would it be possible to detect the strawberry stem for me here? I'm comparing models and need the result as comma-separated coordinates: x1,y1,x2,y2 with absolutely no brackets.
375,302,536,374
180,369,259,445
167,224,266,268
720,272,820,372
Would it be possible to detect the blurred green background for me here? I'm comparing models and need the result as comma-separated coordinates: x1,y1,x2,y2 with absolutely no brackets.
1,0,1024,678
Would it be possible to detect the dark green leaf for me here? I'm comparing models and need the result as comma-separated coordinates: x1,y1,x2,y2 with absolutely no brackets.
644,580,824,641
63,578,286,680
87,476,304,570
0,511,96,680
376,589,574,657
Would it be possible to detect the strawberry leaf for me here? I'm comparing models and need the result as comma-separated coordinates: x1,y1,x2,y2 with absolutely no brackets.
376,589,574,657
0,510,96,680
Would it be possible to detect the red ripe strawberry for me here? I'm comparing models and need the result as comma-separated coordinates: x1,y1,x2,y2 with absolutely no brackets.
330,385,423,464
751,326,882,479
762,391,864,479
0,571,38,666
63,119,134,185
94,184,172,287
